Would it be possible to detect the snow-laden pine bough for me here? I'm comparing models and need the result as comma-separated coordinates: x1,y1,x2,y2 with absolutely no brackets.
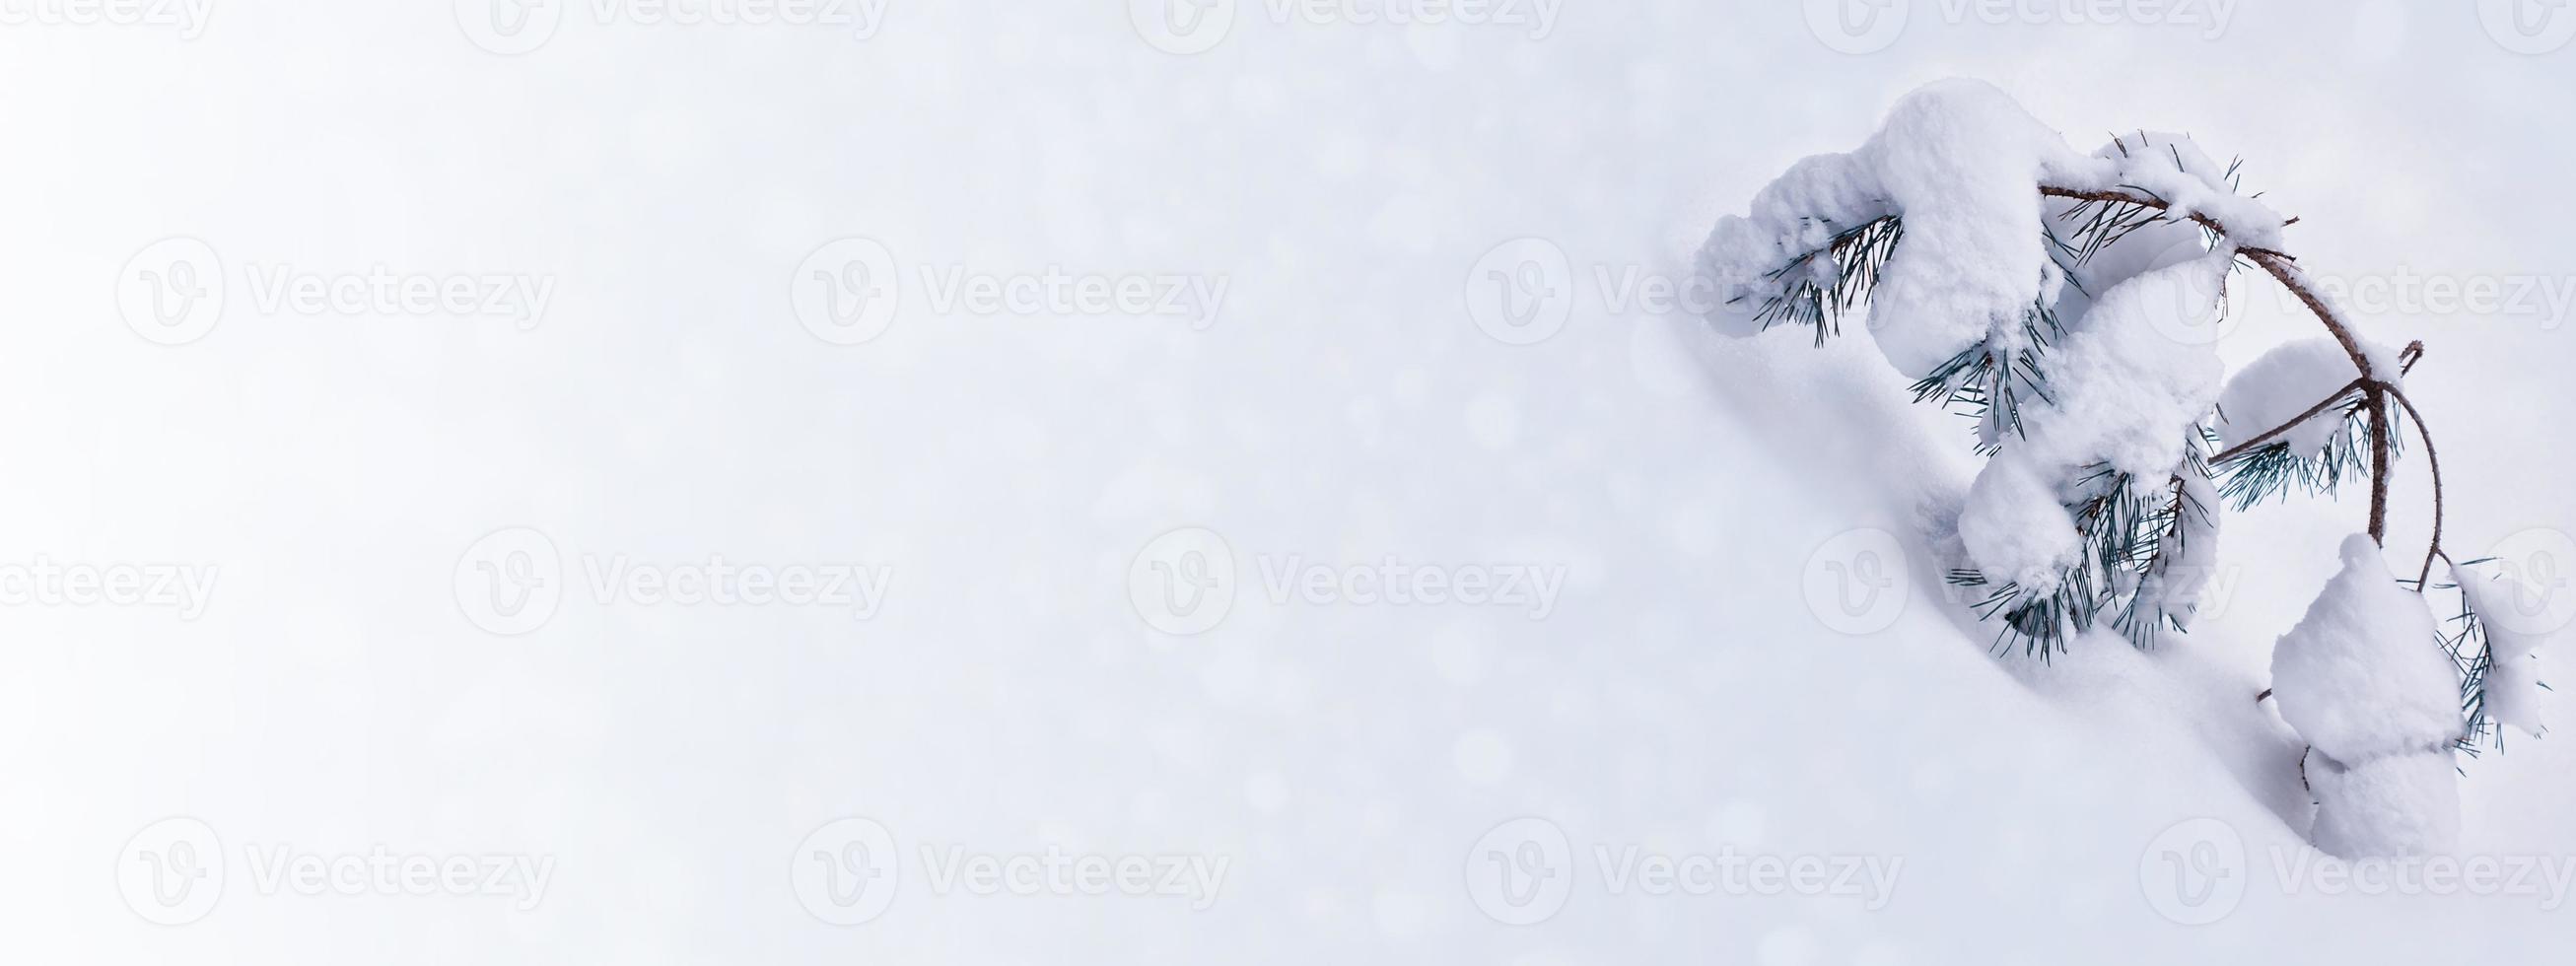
1692,79,2552,859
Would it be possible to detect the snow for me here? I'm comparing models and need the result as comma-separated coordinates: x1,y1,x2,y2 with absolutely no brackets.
1854,80,2082,377
2457,563,2554,736
2304,748,2464,859
1694,89,2263,611
2131,471,2223,616
2027,254,2230,481
2065,131,2287,252
1956,253,2231,590
1956,454,2082,591
13,8,2576,964
1693,153,1888,339
1694,78,2088,376
2217,338,2371,453
2269,535,2463,761
2040,152,2207,329
2267,538,2465,859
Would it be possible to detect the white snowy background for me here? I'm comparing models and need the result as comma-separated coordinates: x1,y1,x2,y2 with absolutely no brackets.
3,0,2572,962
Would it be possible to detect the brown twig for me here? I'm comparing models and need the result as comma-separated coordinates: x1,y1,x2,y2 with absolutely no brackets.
2387,387,2447,589
2367,387,2392,544
2038,186,2378,379
2208,379,2367,464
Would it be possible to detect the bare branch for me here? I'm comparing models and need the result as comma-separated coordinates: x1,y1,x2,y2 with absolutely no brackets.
2388,387,2447,589
2209,379,2366,464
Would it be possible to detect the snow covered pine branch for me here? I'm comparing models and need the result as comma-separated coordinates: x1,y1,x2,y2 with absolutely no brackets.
1692,80,2551,859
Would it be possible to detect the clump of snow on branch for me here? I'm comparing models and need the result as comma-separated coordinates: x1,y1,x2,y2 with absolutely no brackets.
1957,254,2230,592
1694,79,2086,373
1692,81,2281,376
2021,255,2230,483
2218,338,2370,455
2271,535,2462,858
2457,563,2554,737
2059,130,2285,251
2271,536,2463,760
1852,81,2080,377
1955,457,2080,591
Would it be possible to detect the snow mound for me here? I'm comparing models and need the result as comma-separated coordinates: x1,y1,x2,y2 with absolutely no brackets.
2305,749,2463,859
2270,535,2462,761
